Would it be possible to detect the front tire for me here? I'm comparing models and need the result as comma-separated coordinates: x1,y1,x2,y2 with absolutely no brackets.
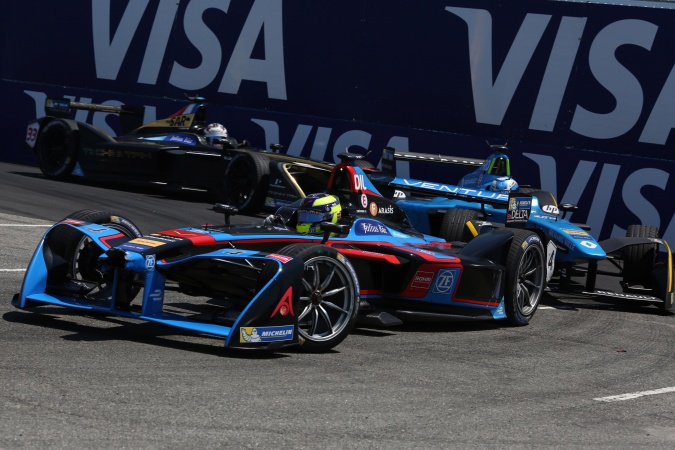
276,243,360,352
504,229,546,326
49,210,143,305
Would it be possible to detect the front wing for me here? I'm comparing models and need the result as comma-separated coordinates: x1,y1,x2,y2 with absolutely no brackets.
13,222,304,350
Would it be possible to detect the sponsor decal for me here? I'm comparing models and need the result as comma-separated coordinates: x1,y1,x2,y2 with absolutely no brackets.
563,229,589,236
167,114,192,127
25,123,39,149
119,242,152,252
361,194,368,208
82,147,153,159
353,173,365,191
368,202,395,217
411,270,434,290
580,240,598,249
432,268,459,294
145,254,156,271
149,288,163,303
126,237,165,248
240,325,294,343
268,253,293,264
527,235,540,244
594,290,658,300
522,234,540,249
271,287,294,317
167,134,197,145
354,219,391,236
507,197,531,223
531,214,558,221
542,204,559,215
546,241,557,282
401,179,509,201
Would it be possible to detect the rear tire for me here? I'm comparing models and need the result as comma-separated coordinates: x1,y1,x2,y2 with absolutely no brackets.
623,225,659,288
275,243,359,352
439,208,482,242
36,119,78,178
504,229,545,326
222,152,269,214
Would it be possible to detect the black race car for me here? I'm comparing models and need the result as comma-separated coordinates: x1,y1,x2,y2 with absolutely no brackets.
25,97,333,214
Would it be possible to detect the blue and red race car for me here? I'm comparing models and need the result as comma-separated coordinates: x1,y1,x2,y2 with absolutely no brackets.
13,154,549,352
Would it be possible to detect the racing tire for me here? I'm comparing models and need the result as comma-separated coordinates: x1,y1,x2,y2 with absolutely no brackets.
439,208,482,243
274,243,360,352
222,151,269,214
36,119,79,179
49,210,143,306
504,229,546,326
623,225,659,289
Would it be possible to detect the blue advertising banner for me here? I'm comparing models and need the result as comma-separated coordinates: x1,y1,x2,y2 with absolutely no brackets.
1,0,674,242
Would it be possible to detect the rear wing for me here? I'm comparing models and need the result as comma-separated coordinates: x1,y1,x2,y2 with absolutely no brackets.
45,98,145,134
369,170,511,208
380,146,484,176
372,147,507,208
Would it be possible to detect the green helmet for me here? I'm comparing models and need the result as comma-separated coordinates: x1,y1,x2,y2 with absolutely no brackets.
296,193,342,235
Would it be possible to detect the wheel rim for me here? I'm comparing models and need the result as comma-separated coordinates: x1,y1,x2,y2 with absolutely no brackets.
515,245,545,315
297,255,357,343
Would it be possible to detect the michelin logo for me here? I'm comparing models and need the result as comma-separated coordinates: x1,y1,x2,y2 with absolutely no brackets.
240,325,294,343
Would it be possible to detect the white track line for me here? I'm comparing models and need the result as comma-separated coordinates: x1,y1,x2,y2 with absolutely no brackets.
594,386,675,402
0,224,50,226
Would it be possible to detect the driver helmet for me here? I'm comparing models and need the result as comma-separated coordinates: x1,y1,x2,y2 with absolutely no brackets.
489,176,519,192
204,123,228,147
296,193,342,235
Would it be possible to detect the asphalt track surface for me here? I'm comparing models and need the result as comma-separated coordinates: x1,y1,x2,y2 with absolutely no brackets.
2,161,675,449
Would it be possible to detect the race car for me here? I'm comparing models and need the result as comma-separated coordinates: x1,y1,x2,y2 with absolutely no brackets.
366,147,675,312
13,156,551,352
24,97,334,214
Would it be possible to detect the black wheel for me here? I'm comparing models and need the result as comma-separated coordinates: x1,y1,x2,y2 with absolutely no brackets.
36,119,78,178
49,210,143,305
439,208,482,242
504,229,546,326
222,152,269,214
623,225,659,288
275,243,359,352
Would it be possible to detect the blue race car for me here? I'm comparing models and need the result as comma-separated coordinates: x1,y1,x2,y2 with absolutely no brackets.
365,147,674,312
13,156,551,353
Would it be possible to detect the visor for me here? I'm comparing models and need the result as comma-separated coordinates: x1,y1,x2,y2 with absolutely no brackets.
297,210,330,224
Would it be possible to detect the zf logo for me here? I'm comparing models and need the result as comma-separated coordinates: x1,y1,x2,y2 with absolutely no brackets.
145,255,156,271
433,269,458,294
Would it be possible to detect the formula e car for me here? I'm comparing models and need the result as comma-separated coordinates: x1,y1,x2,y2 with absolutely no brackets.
25,97,333,214
366,147,675,312
13,155,550,353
